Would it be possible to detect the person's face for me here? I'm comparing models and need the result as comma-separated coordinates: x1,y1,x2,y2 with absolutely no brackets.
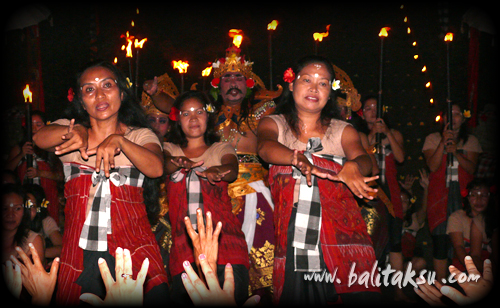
219,72,247,106
450,104,465,131
147,114,169,139
179,98,208,140
468,186,490,214
362,98,378,124
31,114,45,134
289,63,332,115
2,193,24,232
80,66,122,121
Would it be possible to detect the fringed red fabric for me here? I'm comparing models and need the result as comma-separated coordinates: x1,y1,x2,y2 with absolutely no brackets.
166,170,249,277
426,155,474,232
269,155,379,303
55,163,168,305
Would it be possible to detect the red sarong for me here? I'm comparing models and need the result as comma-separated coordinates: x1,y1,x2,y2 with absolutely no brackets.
166,170,249,277
427,155,474,232
269,155,380,302
56,163,168,305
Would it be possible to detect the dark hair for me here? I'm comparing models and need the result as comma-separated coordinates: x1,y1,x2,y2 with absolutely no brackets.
65,60,149,130
463,178,496,238
274,55,340,136
166,91,220,147
64,60,160,225
1,183,32,247
463,178,491,217
31,110,47,124
354,95,393,136
23,183,48,233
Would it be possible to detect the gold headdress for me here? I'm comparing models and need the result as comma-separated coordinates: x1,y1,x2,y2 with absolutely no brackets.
211,46,265,89
333,65,361,119
141,73,180,116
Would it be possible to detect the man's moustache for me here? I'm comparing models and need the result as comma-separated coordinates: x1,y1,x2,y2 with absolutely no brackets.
226,87,243,95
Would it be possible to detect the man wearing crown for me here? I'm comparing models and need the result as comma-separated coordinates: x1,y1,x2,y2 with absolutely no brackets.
209,45,278,302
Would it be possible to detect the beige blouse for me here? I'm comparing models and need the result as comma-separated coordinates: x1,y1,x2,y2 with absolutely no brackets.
163,142,237,168
265,114,350,156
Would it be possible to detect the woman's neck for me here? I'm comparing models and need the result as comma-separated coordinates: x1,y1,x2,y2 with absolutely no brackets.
297,110,324,136
183,137,209,158
89,118,125,140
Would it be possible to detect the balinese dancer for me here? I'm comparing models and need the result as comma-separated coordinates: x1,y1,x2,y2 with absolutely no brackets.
257,56,380,305
208,45,278,300
33,61,169,305
422,103,481,281
163,91,249,305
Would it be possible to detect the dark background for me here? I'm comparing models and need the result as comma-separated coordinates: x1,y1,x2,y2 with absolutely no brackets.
2,3,497,178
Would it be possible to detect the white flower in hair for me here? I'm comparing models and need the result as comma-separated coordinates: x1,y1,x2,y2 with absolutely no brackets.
332,79,341,91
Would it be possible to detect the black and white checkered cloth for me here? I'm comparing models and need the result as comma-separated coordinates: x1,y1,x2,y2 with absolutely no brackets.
63,163,144,251
291,137,324,272
171,166,207,230
446,152,459,188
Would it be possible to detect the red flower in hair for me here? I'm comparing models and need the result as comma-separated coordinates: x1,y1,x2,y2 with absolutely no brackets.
283,68,295,83
246,78,255,89
67,88,74,102
460,188,469,198
169,106,180,121
211,78,220,88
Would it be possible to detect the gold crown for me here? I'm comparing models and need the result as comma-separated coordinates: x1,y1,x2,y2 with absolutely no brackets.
212,46,254,79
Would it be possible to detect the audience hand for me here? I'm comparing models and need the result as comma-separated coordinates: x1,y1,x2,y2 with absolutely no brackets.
182,254,260,306
10,243,59,306
79,247,149,306
415,256,493,306
2,260,22,299
184,208,222,273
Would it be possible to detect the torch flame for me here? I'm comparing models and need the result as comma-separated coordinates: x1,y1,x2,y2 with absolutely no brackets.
120,31,135,58
172,60,189,74
125,40,133,58
201,66,212,77
444,32,453,42
379,27,390,37
267,20,278,30
229,29,243,48
313,24,330,42
23,84,32,103
134,38,147,49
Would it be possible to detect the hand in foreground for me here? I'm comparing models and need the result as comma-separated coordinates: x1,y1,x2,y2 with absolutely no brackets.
79,247,149,306
182,254,260,306
10,243,59,306
415,256,493,306
55,119,89,159
2,260,22,299
184,209,222,274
